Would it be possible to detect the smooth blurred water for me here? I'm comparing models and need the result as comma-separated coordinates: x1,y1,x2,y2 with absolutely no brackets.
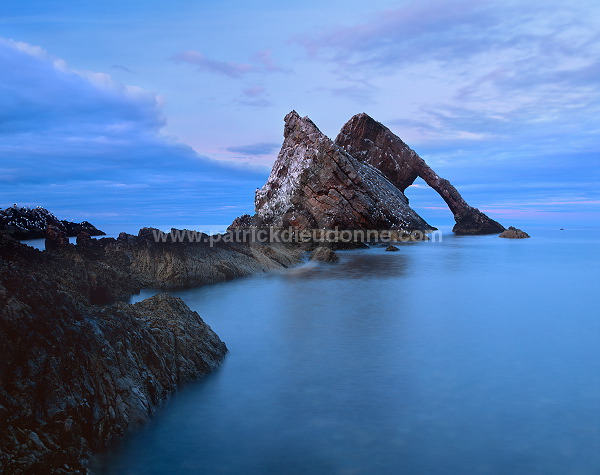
93,228,600,474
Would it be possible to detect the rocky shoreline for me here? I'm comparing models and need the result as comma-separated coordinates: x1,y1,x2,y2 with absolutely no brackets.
0,230,304,473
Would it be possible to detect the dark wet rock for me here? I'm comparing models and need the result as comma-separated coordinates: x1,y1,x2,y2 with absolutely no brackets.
60,219,104,238
228,213,259,230
0,249,226,473
122,229,303,289
0,225,305,473
76,231,92,246
499,226,530,239
0,205,105,240
331,241,370,250
255,111,434,232
310,246,340,263
335,113,505,235
385,245,400,252
45,224,72,251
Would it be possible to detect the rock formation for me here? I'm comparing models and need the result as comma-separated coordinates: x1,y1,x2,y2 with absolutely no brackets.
310,246,339,263
499,226,530,238
0,206,105,240
0,226,304,473
0,234,227,473
45,224,71,251
254,111,434,233
335,113,505,235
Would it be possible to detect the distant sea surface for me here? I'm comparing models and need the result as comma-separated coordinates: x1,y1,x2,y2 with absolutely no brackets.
92,227,600,474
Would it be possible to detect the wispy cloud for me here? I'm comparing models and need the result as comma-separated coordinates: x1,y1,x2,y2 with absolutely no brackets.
236,85,273,107
295,0,498,70
243,85,266,97
226,142,280,156
111,64,137,74
296,0,600,149
172,48,285,79
252,49,284,72
171,50,255,78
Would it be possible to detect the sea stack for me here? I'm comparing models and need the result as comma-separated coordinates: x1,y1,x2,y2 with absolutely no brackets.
254,111,434,232
335,113,505,235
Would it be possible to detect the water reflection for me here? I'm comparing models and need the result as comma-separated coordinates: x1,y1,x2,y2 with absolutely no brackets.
278,248,410,281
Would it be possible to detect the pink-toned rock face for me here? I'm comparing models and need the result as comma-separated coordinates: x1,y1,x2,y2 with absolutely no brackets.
255,111,433,232
335,112,420,192
335,113,505,235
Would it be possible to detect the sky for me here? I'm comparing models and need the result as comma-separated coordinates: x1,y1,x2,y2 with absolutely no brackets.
0,0,599,232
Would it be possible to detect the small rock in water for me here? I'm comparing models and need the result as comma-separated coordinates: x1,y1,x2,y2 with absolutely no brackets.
385,245,400,251
499,226,530,239
310,246,339,263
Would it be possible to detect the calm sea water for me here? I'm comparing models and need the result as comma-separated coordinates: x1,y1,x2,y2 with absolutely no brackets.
92,228,600,475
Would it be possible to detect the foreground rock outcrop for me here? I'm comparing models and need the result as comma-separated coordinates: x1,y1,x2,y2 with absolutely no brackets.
499,226,530,239
0,206,105,240
0,228,304,473
254,111,434,232
335,113,505,235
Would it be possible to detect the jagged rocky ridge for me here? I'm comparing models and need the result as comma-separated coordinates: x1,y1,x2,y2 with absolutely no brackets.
0,206,105,240
0,229,303,473
335,113,505,235
254,111,434,232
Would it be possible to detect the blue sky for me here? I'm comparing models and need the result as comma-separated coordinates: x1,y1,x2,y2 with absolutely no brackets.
0,0,598,232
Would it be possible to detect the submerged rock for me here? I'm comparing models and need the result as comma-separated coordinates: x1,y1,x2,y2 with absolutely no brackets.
255,111,434,232
385,245,400,252
335,113,505,235
310,246,340,263
499,226,530,239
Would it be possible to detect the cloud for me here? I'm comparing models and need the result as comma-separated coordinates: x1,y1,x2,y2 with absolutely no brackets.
252,49,284,72
296,0,600,128
295,0,497,69
236,85,273,107
0,38,266,228
172,48,285,78
171,50,255,78
111,64,137,74
243,85,266,97
0,39,163,136
226,143,280,156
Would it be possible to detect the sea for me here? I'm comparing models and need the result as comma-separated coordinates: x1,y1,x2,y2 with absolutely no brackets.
87,226,600,474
